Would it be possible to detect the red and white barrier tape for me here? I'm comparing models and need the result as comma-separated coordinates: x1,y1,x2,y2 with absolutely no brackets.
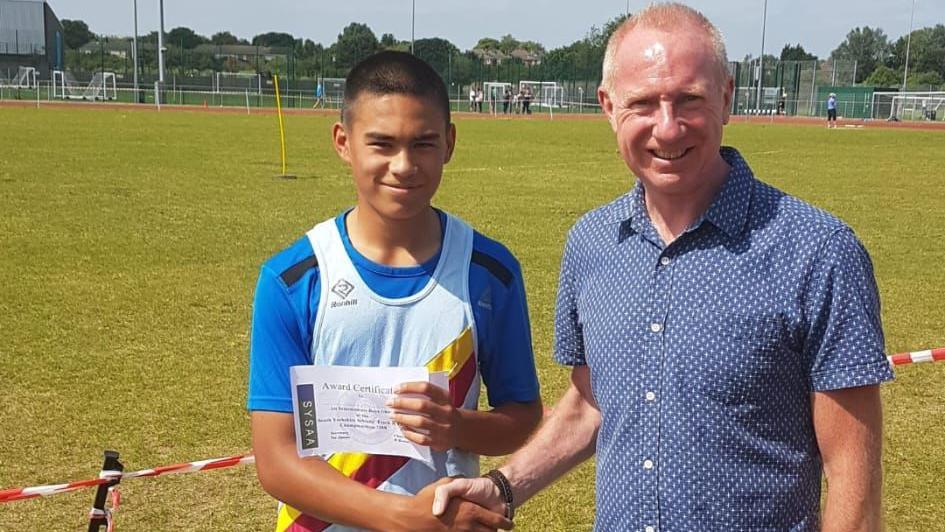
887,347,945,367
2,347,944,505
0,454,255,503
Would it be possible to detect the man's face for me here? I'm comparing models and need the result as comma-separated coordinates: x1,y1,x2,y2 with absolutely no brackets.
333,93,455,221
599,27,733,196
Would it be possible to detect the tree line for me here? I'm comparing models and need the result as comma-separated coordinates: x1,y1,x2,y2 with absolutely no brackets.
59,18,945,90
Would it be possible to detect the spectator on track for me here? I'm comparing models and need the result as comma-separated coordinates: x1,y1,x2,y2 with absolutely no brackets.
827,92,838,128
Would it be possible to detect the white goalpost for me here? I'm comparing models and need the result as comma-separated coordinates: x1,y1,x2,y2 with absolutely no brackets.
52,70,117,101
872,91,945,121
321,77,346,106
214,72,262,95
518,81,566,108
10,66,38,89
483,82,512,114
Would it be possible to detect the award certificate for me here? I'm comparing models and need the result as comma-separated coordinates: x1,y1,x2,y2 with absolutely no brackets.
290,365,447,463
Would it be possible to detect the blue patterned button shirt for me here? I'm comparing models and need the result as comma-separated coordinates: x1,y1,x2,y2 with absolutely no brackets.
554,147,893,532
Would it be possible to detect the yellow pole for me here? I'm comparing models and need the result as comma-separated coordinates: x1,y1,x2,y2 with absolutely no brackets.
274,74,288,176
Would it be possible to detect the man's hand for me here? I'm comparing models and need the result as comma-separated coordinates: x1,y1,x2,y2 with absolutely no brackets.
431,476,504,517
388,381,461,452
392,478,512,532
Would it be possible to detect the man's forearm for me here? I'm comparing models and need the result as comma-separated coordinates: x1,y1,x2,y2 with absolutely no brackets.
821,474,883,532
456,399,543,455
814,386,884,532
499,368,600,505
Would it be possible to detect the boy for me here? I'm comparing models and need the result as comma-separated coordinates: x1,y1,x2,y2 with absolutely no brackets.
248,51,542,531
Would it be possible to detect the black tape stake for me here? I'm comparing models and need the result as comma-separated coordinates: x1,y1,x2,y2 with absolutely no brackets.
88,450,123,532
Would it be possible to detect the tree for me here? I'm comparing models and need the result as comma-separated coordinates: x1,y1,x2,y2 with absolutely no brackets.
908,71,943,89
498,34,520,54
830,26,890,83
539,14,629,83
742,53,778,65
334,23,378,69
252,32,296,49
474,38,500,51
210,31,244,45
295,38,318,59
413,37,460,80
780,43,816,61
62,19,95,49
888,25,945,82
517,40,546,55
863,65,900,87
166,27,207,49
380,33,398,48
600,14,631,47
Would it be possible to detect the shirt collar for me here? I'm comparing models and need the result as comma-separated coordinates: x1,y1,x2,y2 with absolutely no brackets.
604,146,755,241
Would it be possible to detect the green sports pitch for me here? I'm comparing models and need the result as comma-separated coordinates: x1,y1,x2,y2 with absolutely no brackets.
1,105,943,531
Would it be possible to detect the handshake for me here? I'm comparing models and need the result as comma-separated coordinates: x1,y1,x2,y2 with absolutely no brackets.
404,474,514,532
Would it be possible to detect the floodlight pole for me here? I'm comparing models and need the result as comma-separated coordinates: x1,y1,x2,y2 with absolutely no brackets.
158,0,166,84
410,0,415,54
756,0,768,112
132,0,139,102
902,0,916,91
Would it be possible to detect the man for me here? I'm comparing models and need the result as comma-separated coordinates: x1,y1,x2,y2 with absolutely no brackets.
312,81,324,109
433,4,892,531
827,92,838,128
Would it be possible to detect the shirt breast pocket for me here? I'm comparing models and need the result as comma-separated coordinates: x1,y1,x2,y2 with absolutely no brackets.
697,312,785,407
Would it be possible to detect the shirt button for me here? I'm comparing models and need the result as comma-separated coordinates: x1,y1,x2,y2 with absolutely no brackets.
659,256,671,266
643,459,654,470
645,526,656,532
649,322,662,333
645,391,656,401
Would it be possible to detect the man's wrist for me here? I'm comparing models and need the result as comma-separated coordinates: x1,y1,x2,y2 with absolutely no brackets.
482,469,515,520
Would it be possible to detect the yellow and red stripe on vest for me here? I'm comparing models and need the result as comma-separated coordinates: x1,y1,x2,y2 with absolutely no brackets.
276,326,477,532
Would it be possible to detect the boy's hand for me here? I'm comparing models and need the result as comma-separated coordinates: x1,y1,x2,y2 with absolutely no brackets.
388,381,461,452
392,478,512,532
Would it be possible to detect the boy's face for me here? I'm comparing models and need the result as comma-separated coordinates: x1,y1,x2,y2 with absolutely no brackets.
332,93,455,222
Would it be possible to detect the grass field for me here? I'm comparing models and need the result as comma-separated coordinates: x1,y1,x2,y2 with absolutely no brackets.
1,105,944,531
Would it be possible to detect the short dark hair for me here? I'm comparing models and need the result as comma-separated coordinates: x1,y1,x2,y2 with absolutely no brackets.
342,51,450,126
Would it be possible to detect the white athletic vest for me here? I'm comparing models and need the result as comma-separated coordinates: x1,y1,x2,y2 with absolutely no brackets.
276,213,481,532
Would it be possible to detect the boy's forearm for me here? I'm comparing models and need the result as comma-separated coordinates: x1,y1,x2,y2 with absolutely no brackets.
253,412,415,531
455,399,543,455
258,452,405,529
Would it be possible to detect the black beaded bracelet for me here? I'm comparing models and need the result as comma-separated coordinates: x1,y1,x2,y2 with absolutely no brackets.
482,469,515,521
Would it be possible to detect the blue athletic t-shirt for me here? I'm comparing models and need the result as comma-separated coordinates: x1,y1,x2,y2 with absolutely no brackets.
247,210,540,413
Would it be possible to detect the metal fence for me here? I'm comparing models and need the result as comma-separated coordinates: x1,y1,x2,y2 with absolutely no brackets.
2,63,943,122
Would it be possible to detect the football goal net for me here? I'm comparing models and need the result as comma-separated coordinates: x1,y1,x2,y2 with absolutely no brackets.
214,72,262,95
872,91,945,121
10,66,38,89
320,78,346,105
53,71,117,100
483,82,512,113
518,81,566,108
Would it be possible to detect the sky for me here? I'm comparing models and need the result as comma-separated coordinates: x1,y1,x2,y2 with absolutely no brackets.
55,1,944,60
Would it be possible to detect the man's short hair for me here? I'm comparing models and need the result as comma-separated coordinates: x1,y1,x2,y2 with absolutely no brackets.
342,51,450,126
601,3,730,94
